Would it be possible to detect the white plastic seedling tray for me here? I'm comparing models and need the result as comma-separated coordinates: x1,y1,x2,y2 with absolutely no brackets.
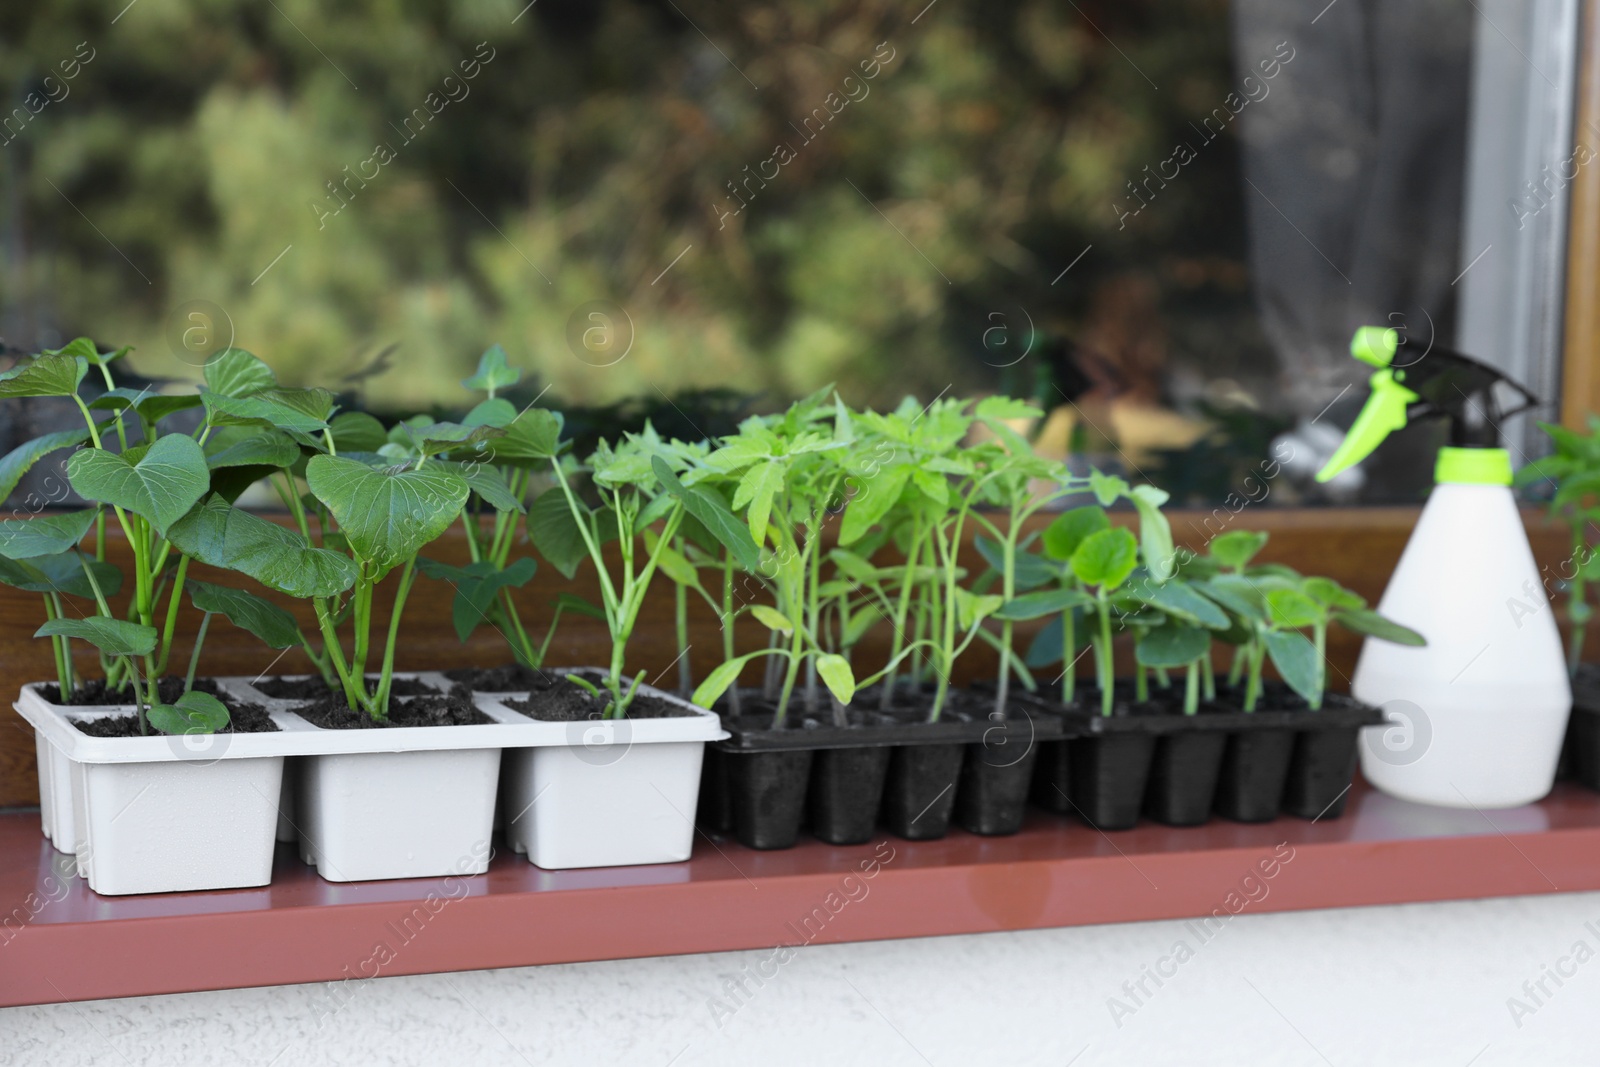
19,669,728,887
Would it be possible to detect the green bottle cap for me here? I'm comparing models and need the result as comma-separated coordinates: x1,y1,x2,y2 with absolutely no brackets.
1351,327,1399,368
1435,447,1512,486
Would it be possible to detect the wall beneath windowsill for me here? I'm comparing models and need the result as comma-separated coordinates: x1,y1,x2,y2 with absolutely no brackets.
6,892,1596,1066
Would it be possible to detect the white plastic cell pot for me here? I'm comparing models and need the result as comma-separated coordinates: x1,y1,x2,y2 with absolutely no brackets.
17,685,287,895
482,672,726,870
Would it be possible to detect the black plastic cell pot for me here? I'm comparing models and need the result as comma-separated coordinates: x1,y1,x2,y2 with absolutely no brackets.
1568,665,1600,791
880,743,964,840
696,746,733,836
955,716,1042,835
1068,732,1158,830
725,749,813,850
1213,728,1295,822
1281,726,1361,820
1030,741,1074,813
1144,728,1228,827
808,745,891,845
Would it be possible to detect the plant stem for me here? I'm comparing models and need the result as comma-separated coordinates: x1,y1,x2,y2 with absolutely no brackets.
1311,620,1327,711
154,555,190,676
721,548,741,716
1062,605,1076,705
313,597,362,710
126,658,148,736
373,558,418,718
879,512,922,711
1184,659,1200,715
184,613,212,693
1201,653,1215,701
43,595,71,695
1097,593,1114,717
1570,524,1588,677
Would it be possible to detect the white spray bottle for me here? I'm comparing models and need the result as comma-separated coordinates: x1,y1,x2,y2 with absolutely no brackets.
1316,326,1570,808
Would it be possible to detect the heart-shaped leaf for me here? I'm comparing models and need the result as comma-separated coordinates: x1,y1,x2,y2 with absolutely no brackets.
0,426,93,501
462,344,521,396
1043,506,1110,561
1070,527,1138,591
204,348,277,397
36,616,157,657
527,488,590,580
0,510,97,560
67,435,210,535
0,552,121,598
148,690,231,736
0,353,86,398
1136,622,1210,668
305,456,468,569
189,579,301,649
168,495,357,599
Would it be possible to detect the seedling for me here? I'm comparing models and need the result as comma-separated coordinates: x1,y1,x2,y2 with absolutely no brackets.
1516,420,1600,674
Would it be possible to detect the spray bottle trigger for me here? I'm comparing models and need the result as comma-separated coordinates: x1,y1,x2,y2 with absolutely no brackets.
1315,369,1419,483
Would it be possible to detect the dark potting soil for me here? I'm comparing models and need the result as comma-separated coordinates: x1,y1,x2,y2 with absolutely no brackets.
71,688,279,737
443,663,551,691
505,673,692,722
293,691,492,729
46,675,240,707
252,675,440,701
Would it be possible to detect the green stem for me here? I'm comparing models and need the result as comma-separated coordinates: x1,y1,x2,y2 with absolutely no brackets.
314,597,362,710
1311,621,1327,711
674,572,691,697
43,595,71,695
154,555,191,676
1062,603,1076,705
879,512,923,711
1184,660,1200,715
1097,593,1114,717
126,658,148,736
1202,653,1216,702
185,613,212,693
373,559,418,718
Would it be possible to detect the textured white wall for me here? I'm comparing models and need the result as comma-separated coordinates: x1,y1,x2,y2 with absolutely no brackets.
6,892,1600,1066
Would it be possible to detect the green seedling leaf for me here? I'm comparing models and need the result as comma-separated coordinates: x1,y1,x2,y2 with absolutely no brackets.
0,552,120,598
1302,577,1365,610
692,654,756,710
473,409,564,466
462,344,521,396
328,411,388,452
188,578,300,648
527,488,589,580
652,541,701,589
464,397,518,428
1024,612,1090,668
204,348,277,397
168,495,357,598
1089,469,1130,507
996,587,1095,620
396,420,504,457
67,435,210,536
205,430,300,471
1266,588,1323,630
0,426,93,501
650,457,760,572
1136,622,1210,668
1263,629,1321,703
47,337,118,366
816,653,856,706
0,353,86,398
89,389,204,424
829,548,882,584
974,396,1043,421
554,592,605,619
36,616,157,657
147,690,231,736
973,536,1059,591
1334,608,1427,646
842,606,884,647
1209,530,1268,570
0,510,97,559
1126,577,1230,628
418,557,539,641
202,388,333,433
1043,506,1110,561
751,604,796,634
1070,527,1138,590
1129,484,1176,581
910,468,949,508
1198,574,1266,620
840,467,909,546
955,588,1005,629
305,456,468,569
733,460,784,544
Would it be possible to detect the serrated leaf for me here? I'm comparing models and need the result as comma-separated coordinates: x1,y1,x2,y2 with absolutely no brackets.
751,604,795,634
975,396,1043,421
203,348,278,397
1334,608,1427,647
36,616,157,657
816,653,856,705
0,353,85,399
734,460,784,544
1070,527,1138,590
527,488,590,580
0,510,97,559
650,457,760,572
1263,629,1321,703
167,495,357,599
996,587,1094,620
840,467,909,546
306,456,467,569
189,579,300,648
0,426,92,501
1136,622,1211,668
147,690,231,736
462,344,521,396
67,435,210,535
1043,506,1110,561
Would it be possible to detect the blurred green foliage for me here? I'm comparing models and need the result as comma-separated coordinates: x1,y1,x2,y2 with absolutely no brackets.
0,0,1268,414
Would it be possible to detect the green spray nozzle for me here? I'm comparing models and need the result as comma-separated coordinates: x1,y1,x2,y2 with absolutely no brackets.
1314,325,1537,483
